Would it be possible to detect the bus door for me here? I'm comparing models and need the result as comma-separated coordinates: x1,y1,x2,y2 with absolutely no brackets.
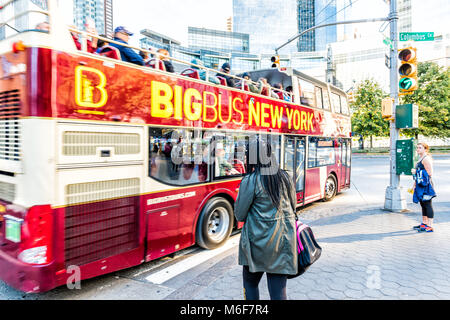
284,136,306,205
339,139,347,189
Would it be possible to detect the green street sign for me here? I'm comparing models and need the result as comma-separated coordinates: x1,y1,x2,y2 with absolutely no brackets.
383,37,393,49
399,32,434,41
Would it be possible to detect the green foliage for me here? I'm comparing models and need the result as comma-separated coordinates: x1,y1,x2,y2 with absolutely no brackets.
350,79,390,141
401,62,450,139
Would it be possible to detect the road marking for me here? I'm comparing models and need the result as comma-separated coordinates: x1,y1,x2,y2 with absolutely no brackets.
145,235,240,284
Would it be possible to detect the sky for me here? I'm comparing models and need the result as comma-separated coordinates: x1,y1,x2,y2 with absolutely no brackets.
112,0,233,47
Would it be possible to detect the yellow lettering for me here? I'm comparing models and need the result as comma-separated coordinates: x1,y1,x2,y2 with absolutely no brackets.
248,98,260,126
301,111,308,131
174,85,183,120
261,103,271,128
293,110,301,130
286,108,294,130
308,112,315,131
270,105,284,129
184,88,202,121
75,66,108,109
219,95,232,123
151,80,174,118
203,91,218,123
232,97,244,124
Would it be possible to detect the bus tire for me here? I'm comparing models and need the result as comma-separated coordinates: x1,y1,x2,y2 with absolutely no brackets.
323,175,337,202
196,197,234,250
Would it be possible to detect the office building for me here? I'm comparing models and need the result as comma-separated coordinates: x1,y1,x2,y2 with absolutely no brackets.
232,0,298,54
188,27,249,54
73,0,113,36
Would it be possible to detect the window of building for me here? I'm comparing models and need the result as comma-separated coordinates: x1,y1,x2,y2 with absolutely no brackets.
308,137,335,168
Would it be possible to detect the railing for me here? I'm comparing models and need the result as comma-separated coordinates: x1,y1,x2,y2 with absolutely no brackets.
69,28,294,102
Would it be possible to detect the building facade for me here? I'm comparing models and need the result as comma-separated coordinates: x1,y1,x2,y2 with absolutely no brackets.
73,0,112,36
188,27,249,54
232,0,298,54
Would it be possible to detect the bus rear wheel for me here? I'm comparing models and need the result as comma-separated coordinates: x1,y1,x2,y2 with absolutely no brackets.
323,175,337,202
196,197,234,250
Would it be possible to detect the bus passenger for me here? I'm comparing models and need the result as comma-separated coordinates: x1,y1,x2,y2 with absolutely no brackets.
242,73,263,94
157,49,175,73
217,63,236,87
69,25,97,53
110,26,144,66
95,34,109,53
191,58,220,84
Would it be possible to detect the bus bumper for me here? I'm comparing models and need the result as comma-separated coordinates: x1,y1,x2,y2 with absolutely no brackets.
0,249,56,293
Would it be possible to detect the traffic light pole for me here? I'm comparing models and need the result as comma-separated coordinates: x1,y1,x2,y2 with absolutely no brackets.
384,0,407,212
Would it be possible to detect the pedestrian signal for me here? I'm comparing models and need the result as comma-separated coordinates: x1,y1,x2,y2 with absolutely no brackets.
271,55,280,68
398,47,418,94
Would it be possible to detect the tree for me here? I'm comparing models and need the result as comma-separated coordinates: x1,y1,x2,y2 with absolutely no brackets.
350,79,390,149
401,62,450,139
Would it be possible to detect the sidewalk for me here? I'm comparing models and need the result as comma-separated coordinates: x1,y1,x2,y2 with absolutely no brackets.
175,201,450,300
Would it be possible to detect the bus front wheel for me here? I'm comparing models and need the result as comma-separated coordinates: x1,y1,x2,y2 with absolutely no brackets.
323,175,337,202
196,197,234,250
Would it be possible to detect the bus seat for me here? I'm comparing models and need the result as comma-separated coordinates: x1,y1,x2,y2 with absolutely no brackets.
261,87,269,96
235,81,249,91
216,76,227,86
276,91,284,99
181,68,200,79
232,159,246,174
98,46,121,60
146,59,166,71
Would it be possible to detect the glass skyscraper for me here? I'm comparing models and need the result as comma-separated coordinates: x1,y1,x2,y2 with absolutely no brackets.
188,27,249,54
233,0,340,53
73,0,113,36
232,0,298,54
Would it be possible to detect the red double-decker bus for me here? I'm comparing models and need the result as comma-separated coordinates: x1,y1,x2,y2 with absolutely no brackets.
0,1,351,293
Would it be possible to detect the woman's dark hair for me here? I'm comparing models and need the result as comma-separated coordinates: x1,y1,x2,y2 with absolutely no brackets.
247,137,294,210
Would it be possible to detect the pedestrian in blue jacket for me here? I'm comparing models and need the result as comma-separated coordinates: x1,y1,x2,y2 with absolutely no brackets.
110,26,144,66
411,143,436,232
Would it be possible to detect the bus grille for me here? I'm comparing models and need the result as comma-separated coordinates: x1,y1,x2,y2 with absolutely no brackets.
0,181,15,203
64,178,140,267
62,132,140,156
0,90,21,161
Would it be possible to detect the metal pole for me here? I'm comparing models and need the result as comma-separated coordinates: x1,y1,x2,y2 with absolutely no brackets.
384,0,407,212
275,18,389,54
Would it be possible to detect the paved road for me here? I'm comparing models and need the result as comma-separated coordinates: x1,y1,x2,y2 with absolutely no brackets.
1,155,449,300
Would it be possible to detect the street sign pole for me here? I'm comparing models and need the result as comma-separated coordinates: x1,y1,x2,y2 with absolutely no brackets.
384,0,407,212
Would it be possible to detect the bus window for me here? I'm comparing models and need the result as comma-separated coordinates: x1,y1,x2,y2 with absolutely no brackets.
149,128,211,185
322,89,331,111
341,96,350,115
214,134,248,178
331,92,341,114
308,137,335,168
315,87,323,109
298,78,316,107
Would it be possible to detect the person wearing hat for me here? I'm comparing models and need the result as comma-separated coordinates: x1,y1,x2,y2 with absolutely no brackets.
216,62,236,87
110,26,144,66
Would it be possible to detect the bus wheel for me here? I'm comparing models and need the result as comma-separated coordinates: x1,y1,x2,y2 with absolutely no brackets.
323,175,337,202
196,197,233,250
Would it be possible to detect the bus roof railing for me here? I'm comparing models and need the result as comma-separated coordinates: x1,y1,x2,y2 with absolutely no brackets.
69,27,295,101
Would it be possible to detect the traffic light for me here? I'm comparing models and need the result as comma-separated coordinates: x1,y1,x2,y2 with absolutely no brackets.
271,55,280,68
398,47,418,94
